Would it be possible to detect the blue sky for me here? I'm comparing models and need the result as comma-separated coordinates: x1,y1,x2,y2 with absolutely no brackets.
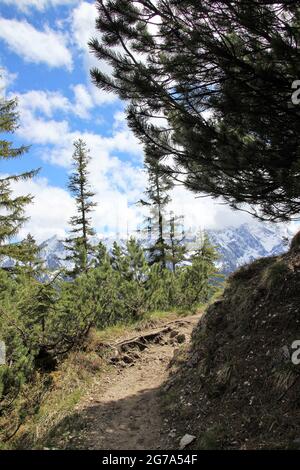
0,0,265,242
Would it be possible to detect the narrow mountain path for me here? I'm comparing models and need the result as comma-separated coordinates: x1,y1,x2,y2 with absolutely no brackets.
61,314,200,450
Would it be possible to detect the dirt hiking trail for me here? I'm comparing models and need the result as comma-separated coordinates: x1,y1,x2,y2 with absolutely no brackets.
59,314,201,450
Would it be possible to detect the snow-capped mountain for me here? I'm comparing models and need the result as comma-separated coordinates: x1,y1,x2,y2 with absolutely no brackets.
37,222,294,274
207,223,292,273
39,235,69,271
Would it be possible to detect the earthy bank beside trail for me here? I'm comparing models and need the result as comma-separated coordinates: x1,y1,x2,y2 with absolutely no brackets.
163,238,300,450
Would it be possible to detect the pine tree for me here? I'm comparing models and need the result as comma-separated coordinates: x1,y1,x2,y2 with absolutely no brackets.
93,240,109,268
90,1,300,222
145,263,177,312
108,239,149,320
121,238,149,318
167,212,187,273
65,139,96,276
17,233,44,278
179,231,222,308
125,237,149,285
139,157,173,269
110,241,127,273
0,93,38,262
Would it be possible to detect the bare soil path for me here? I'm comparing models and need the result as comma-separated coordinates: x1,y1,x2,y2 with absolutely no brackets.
61,314,200,450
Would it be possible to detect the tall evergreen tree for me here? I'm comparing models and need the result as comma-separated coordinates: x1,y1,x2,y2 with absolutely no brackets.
90,1,300,222
167,212,186,273
139,156,173,269
65,139,96,276
0,93,38,262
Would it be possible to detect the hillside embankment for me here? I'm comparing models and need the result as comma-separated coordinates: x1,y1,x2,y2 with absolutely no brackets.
162,236,300,449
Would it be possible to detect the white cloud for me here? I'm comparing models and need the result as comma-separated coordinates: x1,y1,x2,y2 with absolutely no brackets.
15,90,70,117
91,86,118,106
71,84,93,118
71,1,97,53
17,113,70,145
11,83,116,130
10,177,75,242
71,1,100,75
0,18,72,70
0,65,17,95
0,0,79,12
170,185,255,232
8,105,146,237
10,84,110,142
15,106,142,165
71,1,117,100
7,88,71,145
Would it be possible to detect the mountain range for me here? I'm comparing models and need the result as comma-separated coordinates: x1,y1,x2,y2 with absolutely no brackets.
38,222,294,274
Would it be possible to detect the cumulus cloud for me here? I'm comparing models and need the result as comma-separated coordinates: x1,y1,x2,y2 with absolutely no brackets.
9,85,111,146
71,1,118,100
15,90,70,117
41,124,145,237
170,185,255,233
0,18,73,70
0,65,17,95
71,84,93,118
12,82,116,129
71,1,97,53
0,0,79,12
10,177,75,242
17,114,70,145
14,102,142,165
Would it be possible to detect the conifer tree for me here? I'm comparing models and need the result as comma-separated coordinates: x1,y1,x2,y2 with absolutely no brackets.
15,233,44,278
0,93,38,262
90,1,300,222
110,241,126,273
126,237,149,284
65,139,96,276
93,240,109,268
167,212,187,273
121,238,149,318
139,157,173,269
180,231,222,308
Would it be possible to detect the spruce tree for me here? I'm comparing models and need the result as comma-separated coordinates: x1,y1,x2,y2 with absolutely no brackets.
126,237,149,284
120,238,148,318
90,1,300,222
139,157,173,269
110,241,126,273
180,231,222,308
93,240,109,268
16,233,44,278
167,212,187,273
0,94,38,262
65,139,96,276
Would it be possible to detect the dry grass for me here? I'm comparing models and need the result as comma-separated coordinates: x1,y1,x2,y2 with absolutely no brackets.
9,350,108,449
